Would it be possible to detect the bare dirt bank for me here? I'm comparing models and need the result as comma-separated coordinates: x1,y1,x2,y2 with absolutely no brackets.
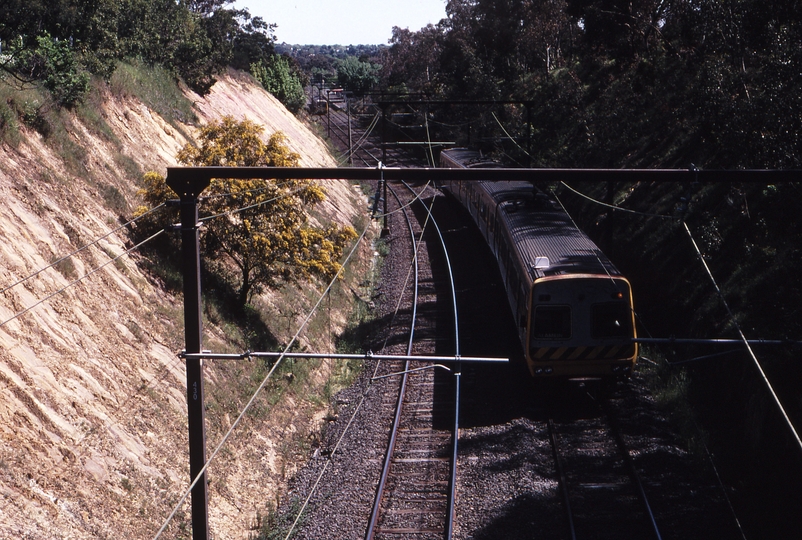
0,69,369,538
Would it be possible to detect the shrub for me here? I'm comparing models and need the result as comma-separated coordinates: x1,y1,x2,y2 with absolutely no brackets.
251,55,306,113
14,34,90,108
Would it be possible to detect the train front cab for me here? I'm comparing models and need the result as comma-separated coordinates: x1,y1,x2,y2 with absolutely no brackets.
525,274,637,379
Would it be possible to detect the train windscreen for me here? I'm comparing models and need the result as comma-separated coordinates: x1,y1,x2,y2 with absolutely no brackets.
532,306,572,340
590,302,632,339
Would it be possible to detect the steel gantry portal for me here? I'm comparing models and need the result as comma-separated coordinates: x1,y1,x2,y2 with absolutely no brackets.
163,164,799,540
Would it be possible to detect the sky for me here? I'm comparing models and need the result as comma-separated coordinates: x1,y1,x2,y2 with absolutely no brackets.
240,0,448,45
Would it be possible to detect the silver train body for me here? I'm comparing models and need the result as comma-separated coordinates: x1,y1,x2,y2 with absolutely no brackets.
439,148,637,379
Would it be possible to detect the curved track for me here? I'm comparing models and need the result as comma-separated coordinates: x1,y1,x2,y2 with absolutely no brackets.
366,181,460,539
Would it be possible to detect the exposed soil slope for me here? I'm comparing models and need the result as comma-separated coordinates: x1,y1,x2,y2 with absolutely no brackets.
0,69,366,538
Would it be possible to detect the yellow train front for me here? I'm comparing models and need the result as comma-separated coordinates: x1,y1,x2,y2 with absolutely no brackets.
439,148,637,380
527,273,637,379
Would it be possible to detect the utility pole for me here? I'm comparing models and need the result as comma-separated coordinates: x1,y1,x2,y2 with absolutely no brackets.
347,93,353,165
165,173,211,540
381,104,387,165
326,89,331,138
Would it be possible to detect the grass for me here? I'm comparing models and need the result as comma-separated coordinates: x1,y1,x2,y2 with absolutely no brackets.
639,347,710,460
109,59,197,134
254,496,308,540
75,79,120,144
0,79,22,147
52,255,78,280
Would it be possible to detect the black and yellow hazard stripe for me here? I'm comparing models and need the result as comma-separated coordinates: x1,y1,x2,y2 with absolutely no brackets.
531,343,636,362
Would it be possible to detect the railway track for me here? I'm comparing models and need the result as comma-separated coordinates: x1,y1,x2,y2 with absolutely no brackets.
366,181,460,539
276,96,747,540
311,102,430,168
548,393,663,540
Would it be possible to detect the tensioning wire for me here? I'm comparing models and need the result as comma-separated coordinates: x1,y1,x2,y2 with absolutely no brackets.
281,180,437,540
153,218,372,540
198,184,313,223
198,178,295,203
559,182,676,220
0,228,166,329
683,221,802,454
491,111,675,220
0,202,166,297
337,112,381,166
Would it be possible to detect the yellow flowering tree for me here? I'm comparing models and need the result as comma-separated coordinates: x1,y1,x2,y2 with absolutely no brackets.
137,116,356,306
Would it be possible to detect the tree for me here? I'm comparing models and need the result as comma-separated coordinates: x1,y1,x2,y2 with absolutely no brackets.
381,25,444,94
12,33,91,108
137,116,357,306
251,54,306,113
336,55,380,96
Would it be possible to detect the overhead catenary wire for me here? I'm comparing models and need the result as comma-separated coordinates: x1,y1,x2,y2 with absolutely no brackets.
552,193,620,290
402,179,462,539
559,182,676,220
0,344,187,523
366,181,434,539
198,178,295,203
423,110,436,168
683,221,802,454
197,183,314,223
337,111,382,166
491,111,676,220
154,168,406,537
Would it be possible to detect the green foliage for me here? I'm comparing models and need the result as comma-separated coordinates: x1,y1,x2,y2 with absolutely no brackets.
0,91,21,147
251,55,307,113
378,0,802,168
253,497,307,540
137,116,357,307
13,34,91,108
0,1,278,100
381,26,442,93
336,56,380,97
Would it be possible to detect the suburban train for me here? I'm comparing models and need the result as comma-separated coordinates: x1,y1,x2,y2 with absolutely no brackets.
438,148,638,379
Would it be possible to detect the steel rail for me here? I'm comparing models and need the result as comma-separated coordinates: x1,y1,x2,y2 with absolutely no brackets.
325,108,382,166
605,405,663,540
548,419,577,540
402,180,462,540
365,181,420,540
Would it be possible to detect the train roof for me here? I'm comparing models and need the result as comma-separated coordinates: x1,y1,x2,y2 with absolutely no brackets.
479,180,622,281
440,148,503,169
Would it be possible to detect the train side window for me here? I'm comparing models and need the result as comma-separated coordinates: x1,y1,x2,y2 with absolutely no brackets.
532,306,572,339
591,302,632,339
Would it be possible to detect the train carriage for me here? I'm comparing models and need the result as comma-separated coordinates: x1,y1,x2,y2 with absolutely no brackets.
439,149,637,379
